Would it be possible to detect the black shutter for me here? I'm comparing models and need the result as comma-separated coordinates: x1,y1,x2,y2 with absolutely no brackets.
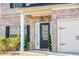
6,26,10,38
10,3,14,8
22,3,26,7
27,25,30,42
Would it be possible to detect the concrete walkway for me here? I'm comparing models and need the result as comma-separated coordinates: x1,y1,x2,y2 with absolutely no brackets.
5,50,79,56
28,50,79,56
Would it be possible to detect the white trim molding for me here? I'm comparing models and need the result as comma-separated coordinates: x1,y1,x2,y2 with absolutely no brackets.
20,13,25,51
35,23,40,49
57,20,60,52
35,22,52,49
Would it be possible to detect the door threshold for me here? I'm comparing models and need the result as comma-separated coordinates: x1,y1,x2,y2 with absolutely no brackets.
34,49,49,51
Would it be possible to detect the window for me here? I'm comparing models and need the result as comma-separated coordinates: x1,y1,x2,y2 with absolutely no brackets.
42,25,48,40
9,25,29,38
22,3,26,7
9,26,20,38
15,3,22,8
6,25,30,41
10,3,26,8
10,3,14,8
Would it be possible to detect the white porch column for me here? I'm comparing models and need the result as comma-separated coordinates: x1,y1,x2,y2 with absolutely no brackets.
20,13,25,51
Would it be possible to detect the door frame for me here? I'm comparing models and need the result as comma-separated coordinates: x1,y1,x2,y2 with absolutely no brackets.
57,18,79,52
35,22,52,49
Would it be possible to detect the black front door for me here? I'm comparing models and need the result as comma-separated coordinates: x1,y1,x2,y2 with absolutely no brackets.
40,23,50,48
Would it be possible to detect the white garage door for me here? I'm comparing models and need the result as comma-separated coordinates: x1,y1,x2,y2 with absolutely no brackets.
59,19,79,52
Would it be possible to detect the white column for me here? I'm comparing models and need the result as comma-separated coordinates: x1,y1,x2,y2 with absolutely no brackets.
20,14,25,51
35,23,40,49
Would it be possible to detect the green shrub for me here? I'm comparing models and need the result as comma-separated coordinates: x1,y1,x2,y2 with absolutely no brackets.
0,37,20,52
48,34,52,51
0,38,6,53
24,34,29,49
6,37,20,51
0,44,6,53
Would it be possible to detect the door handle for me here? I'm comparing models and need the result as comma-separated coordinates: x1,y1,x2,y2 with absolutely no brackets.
60,43,66,45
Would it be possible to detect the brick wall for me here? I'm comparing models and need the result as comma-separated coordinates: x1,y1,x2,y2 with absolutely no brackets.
0,3,30,38
1,3,79,50
53,8,79,19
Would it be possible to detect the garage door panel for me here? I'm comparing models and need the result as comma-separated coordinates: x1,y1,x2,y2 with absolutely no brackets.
59,20,79,52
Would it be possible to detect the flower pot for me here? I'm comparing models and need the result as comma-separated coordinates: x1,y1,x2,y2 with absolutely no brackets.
24,48,29,51
49,47,52,51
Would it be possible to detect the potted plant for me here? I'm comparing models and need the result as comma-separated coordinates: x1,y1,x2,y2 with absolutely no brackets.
24,33,29,51
48,34,52,51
